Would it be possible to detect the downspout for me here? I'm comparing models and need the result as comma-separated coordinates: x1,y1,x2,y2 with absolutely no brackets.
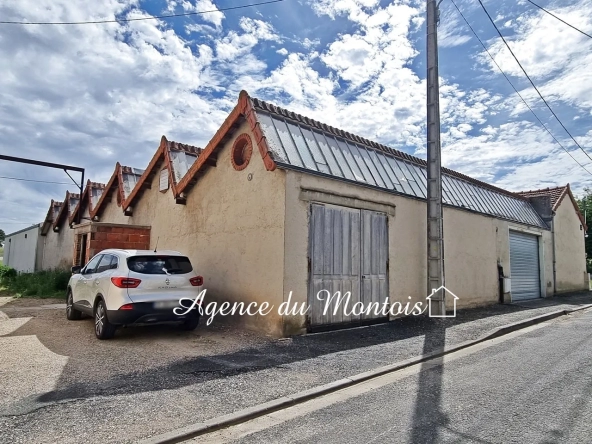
551,217,557,296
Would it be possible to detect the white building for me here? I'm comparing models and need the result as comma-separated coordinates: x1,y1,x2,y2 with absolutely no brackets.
4,224,44,273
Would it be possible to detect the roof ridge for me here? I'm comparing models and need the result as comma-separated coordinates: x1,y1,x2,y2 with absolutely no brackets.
249,94,524,199
166,140,203,155
517,184,568,194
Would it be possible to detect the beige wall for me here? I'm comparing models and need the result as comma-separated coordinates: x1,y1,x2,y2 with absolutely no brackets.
125,121,287,335
553,198,588,292
99,192,131,225
282,171,553,335
41,223,74,271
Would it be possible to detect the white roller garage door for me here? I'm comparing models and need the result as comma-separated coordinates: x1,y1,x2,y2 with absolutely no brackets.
509,231,541,301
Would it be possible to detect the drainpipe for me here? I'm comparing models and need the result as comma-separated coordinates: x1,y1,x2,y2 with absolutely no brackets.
551,218,557,296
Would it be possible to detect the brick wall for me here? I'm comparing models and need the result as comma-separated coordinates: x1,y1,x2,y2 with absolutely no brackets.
74,223,151,264
88,226,151,259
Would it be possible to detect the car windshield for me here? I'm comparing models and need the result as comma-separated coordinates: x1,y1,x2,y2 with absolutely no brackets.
127,256,193,275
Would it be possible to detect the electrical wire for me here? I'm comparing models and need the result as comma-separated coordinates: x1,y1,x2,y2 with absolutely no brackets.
477,0,592,163
0,0,284,25
526,0,592,40
449,0,592,176
0,176,71,185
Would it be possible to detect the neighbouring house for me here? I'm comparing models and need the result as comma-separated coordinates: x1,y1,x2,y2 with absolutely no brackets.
4,224,44,273
40,192,79,271
37,90,589,336
518,185,588,294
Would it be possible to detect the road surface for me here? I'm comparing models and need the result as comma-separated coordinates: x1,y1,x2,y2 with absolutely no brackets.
194,309,592,443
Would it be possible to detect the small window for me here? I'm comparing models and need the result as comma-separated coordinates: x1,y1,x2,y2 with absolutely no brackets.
109,255,119,270
231,133,253,171
24,234,27,239
127,256,193,275
159,168,169,192
96,255,115,273
84,254,103,274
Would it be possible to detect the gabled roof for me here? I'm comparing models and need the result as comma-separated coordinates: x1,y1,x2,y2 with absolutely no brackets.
123,136,202,211
518,184,586,229
52,191,80,231
518,185,568,211
175,90,277,196
69,180,105,225
41,200,63,236
175,91,546,229
91,163,144,219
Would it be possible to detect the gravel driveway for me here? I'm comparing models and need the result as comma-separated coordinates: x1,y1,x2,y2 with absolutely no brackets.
0,292,591,443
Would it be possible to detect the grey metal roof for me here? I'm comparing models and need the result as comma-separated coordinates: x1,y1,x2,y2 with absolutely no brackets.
121,167,144,201
169,149,199,184
254,108,546,229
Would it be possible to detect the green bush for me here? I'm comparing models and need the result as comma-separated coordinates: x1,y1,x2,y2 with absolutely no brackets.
0,264,17,280
0,267,71,298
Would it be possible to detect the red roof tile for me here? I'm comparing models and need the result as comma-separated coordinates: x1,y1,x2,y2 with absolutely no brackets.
518,184,586,229
123,136,202,211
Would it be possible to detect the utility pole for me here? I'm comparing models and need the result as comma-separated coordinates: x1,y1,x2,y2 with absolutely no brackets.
426,0,445,315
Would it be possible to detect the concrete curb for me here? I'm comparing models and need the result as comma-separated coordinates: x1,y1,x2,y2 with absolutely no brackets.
139,304,592,444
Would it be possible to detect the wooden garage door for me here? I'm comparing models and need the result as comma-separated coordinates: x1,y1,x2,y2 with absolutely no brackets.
509,230,541,301
308,203,388,330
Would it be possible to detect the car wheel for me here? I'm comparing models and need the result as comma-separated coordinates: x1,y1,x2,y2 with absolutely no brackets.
95,300,116,340
180,314,200,331
66,290,82,321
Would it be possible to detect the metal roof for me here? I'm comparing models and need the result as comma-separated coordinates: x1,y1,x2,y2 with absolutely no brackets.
169,149,199,185
120,166,144,201
254,107,547,229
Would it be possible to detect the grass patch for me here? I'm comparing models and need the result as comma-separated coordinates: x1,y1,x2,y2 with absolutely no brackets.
0,265,70,299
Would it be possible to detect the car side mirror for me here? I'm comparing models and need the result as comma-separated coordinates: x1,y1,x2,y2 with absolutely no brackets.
71,266,82,274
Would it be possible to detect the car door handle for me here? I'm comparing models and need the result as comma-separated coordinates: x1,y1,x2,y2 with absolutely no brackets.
94,280,100,285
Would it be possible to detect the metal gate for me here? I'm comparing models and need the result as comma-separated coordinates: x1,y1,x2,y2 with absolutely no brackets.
509,231,541,301
308,204,388,330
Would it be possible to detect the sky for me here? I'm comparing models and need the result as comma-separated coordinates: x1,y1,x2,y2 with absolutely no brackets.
1,0,591,234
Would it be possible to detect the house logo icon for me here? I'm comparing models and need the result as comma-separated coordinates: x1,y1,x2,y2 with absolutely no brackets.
426,286,459,318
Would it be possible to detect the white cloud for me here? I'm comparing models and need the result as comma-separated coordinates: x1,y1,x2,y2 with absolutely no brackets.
181,0,224,28
2,0,592,231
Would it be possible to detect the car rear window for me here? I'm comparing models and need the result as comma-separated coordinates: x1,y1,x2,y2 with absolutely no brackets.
127,256,193,275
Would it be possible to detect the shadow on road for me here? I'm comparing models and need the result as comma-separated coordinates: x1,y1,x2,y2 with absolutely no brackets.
1,291,590,407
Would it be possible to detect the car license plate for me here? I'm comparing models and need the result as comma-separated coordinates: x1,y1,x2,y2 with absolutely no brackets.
154,301,179,309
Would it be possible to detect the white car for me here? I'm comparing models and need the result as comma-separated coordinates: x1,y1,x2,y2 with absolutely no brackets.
66,249,204,339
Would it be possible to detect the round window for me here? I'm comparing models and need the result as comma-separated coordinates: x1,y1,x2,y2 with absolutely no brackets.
231,133,253,171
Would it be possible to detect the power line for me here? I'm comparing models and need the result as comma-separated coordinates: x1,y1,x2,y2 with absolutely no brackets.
0,176,71,185
449,0,592,176
477,0,592,164
526,0,592,40
0,0,284,25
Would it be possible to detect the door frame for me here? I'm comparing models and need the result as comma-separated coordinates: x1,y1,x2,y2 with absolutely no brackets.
507,227,545,300
306,202,390,332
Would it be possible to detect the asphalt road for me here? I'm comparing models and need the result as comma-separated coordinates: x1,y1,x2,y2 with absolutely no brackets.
199,309,592,444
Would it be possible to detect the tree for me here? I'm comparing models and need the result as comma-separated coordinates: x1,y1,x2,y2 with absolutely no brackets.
576,188,592,273
0,228,4,243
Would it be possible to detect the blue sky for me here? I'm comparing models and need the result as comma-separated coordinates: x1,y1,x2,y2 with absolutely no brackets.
1,0,591,233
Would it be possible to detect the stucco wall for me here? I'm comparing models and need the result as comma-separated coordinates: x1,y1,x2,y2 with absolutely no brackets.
99,192,131,225
282,171,552,334
553,198,588,292
125,120,286,335
5,226,43,273
41,223,75,271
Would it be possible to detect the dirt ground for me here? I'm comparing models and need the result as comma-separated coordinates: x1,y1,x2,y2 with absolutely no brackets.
0,296,272,387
